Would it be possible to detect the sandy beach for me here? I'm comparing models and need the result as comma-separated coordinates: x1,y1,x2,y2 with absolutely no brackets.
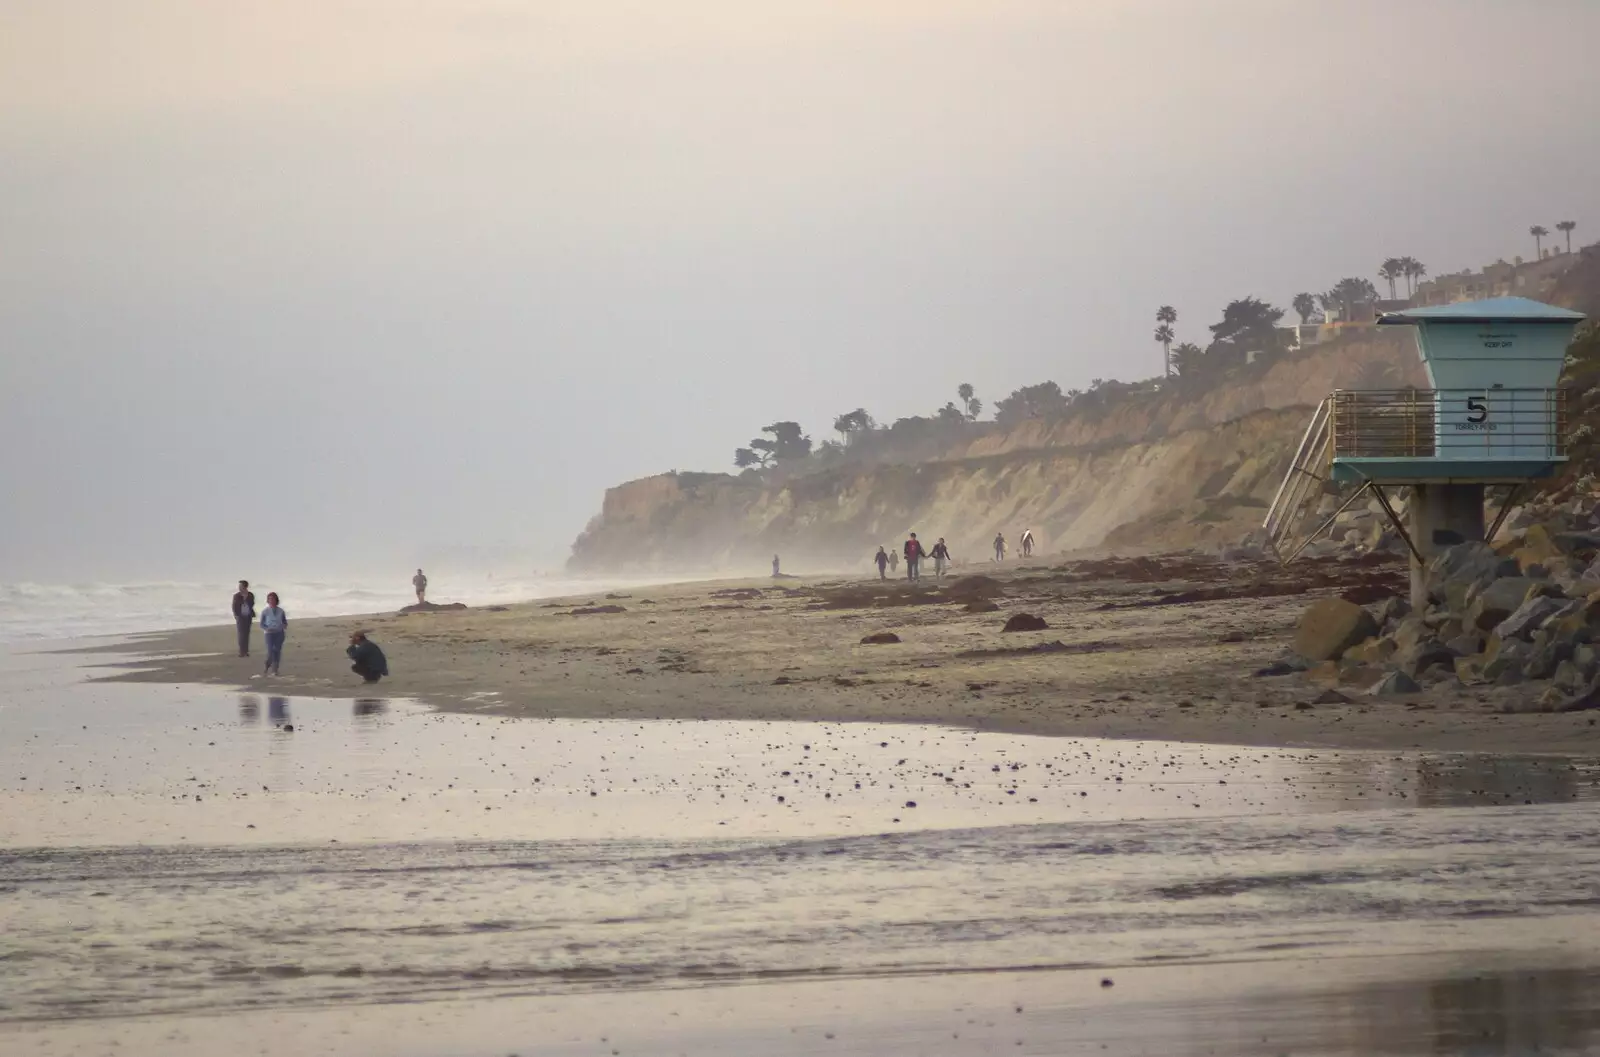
92,553,1600,755
7,577,1600,1055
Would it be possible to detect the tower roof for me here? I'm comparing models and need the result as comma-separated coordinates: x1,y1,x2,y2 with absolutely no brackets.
1377,296,1585,326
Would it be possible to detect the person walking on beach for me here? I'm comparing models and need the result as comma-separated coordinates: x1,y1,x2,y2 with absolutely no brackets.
888,548,899,574
772,554,781,577
993,533,1007,562
412,568,428,604
903,532,925,581
1020,529,1035,559
259,592,288,676
930,537,952,577
346,631,389,683
874,546,889,580
231,580,256,657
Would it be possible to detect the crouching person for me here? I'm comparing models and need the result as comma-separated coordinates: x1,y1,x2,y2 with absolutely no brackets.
346,631,389,684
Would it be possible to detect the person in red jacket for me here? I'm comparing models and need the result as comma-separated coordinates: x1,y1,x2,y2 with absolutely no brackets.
903,533,925,581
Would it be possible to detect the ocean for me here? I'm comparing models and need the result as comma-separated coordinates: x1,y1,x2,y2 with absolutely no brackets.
0,573,661,645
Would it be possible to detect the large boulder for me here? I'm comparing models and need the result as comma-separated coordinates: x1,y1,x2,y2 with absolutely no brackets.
1482,639,1533,683
1368,596,1411,631
1554,659,1592,693
1555,531,1600,557
1523,624,1581,680
1344,636,1397,665
1367,670,1422,696
1426,541,1519,599
1394,639,1456,679
1493,595,1570,642
1465,577,1543,632
1547,674,1600,712
1512,524,1566,571
1293,598,1379,663
1392,616,1431,654
946,575,1006,601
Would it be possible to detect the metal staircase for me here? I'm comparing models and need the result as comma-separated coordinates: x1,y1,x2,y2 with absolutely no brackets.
1262,397,1336,562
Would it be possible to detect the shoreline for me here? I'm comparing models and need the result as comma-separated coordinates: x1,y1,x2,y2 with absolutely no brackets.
78,557,1600,755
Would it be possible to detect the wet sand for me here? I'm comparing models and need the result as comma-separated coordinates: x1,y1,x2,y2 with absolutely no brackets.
13,556,1600,1056
6,647,1600,1055
16,956,1600,1056
91,559,1600,754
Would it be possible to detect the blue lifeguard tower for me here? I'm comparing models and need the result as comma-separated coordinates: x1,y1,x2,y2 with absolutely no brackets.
1265,296,1585,606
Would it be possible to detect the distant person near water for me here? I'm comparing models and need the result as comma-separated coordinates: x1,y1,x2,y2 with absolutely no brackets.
930,538,952,577
231,580,256,657
346,631,388,684
412,568,428,603
874,546,889,579
993,533,1006,562
903,532,925,580
1021,529,1034,559
772,554,781,577
259,592,288,676
888,549,899,573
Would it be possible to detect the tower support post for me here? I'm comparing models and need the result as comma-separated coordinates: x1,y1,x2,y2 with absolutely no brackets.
1406,483,1485,610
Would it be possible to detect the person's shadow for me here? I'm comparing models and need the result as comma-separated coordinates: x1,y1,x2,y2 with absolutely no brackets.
238,695,261,724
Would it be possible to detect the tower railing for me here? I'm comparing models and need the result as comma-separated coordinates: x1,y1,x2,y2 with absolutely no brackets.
1330,387,1568,459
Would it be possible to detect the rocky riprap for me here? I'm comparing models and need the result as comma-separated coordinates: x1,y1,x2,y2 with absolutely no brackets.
1275,478,1600,710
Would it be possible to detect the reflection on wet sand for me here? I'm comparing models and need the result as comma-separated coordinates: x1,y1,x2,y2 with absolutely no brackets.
352,697,389,720
1294,964,1600,1056
1414,754,1588,808
3,675,1600,1055
11,956,1600,1057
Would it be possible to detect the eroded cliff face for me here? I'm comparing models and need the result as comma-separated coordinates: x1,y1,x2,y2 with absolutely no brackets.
571,408,1307,572
569,330,1423,573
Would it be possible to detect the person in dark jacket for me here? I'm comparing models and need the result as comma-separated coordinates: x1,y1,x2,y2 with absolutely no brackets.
930,538,952,577
903,533,925,580
231,581,256,657
874,546,889,579
346,631,389,683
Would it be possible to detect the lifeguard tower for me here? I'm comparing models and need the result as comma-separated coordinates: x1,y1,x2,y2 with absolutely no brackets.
1264,296,1585,607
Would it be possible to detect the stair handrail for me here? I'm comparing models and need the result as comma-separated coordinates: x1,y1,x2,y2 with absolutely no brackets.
1263,397,1334,560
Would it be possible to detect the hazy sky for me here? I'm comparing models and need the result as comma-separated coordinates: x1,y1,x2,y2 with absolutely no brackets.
2,0,1596,581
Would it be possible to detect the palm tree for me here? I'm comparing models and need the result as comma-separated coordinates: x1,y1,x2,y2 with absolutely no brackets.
1379,258,1404,300
957,382,982,421
1399,256,1426,297
1531,225,1550,258
1170,342,1203,378
1154,323,1176,377
1292,292,1317,324
1557,220,1577,254
1330,277,1379,322
1154,307,1177,376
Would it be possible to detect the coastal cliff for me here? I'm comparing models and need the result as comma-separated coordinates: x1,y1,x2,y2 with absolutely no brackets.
570,330,1426,573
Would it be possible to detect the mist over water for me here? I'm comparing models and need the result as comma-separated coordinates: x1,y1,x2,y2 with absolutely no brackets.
0,573,664,645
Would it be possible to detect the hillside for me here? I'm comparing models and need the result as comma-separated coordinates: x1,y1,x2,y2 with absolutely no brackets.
570,249,1600,575
569,329,1423,573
